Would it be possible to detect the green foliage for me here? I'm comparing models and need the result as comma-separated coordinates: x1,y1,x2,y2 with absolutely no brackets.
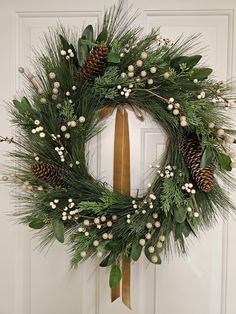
13,97,32,115
29,218,45,229
131,241,142,261
52,220,65,243
109,265,122,288
200,147,214,168
216,152,232,171
77,38,89,66
170,55,202,71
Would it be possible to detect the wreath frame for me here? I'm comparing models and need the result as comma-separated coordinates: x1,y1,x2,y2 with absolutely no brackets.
2,0,236,297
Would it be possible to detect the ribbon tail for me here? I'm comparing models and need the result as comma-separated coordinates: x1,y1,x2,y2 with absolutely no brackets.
111,261,121,302
113,107,130,195
122,256,132,309
112,107,131,307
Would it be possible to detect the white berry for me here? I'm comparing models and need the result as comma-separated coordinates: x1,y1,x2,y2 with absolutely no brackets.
155,221,161,228
150,66,157,74
49,72,56,79
18,67,25,73
80,251,86,258
52,88,58,94
141,52,148,59
151,256,158,263
79,116,86,123
146,222,152,229
54,82,60,88
148,246,155,253
93,240,99,247
163,72,170,79
140,70,147,77
136,60,143,67
128,65,134,72
64,133,71,139
173,109,179,115
40,97,46,104
139,239,146,246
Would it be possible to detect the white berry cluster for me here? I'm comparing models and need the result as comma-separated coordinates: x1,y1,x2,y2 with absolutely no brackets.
49,199,59,210
33,153,40,162
119,43,131,58
60,49,74,60
120,51,157,86
212,93,235,111
69,160,80,168
60,125,71,139
62,198,79,221
186,206,199,218
167,98,187,127
155,35,173,48
31,120,45,138
55,146,65,162
50,80,61,100
157,164,175,178
181,182,196,194
197,91,206,100
139,216,162,244
18,67,43,96
215,128,235,144
117,83,133,98
21,180,33,192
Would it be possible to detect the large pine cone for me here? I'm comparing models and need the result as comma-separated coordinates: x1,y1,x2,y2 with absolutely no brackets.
79,43,108,82
31,163,68,188
180,135,215,192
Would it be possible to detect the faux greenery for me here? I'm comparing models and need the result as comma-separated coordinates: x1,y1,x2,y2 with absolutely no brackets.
2,1,236,289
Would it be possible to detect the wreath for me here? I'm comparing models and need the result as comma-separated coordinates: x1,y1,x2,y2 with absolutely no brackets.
2,1,236,308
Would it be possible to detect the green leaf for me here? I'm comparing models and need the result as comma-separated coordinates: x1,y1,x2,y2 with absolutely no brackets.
99,253,116,267
96,28,108,43
29,218,45,229
131,241,142,261
109,265,122,288
170,55,202,70
59,34,70,50
174,207,187,223
82,25,94,42
52,220,65,243
77,38,89,66
80,39,97,47
191,67,213,80
105,240,122,252
13,97,31,114
200,147,214,168
216,152,232,171
108,52,120,64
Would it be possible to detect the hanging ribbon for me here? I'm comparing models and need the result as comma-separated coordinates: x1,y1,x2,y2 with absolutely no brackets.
98,104,144,309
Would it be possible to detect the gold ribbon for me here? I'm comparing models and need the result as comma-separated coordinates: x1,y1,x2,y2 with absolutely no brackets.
98,104,144,309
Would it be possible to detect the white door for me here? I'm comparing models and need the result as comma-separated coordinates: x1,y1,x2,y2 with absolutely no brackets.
0,1,236,314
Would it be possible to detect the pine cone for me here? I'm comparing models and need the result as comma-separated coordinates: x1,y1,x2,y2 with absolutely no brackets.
79,43,108,82
180,135,214,192
31,163,68,188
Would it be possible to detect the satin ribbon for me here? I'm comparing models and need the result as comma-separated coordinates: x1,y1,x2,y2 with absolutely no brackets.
98,104,144,309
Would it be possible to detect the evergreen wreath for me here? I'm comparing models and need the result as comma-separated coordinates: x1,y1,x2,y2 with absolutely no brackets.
2,1,236,295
